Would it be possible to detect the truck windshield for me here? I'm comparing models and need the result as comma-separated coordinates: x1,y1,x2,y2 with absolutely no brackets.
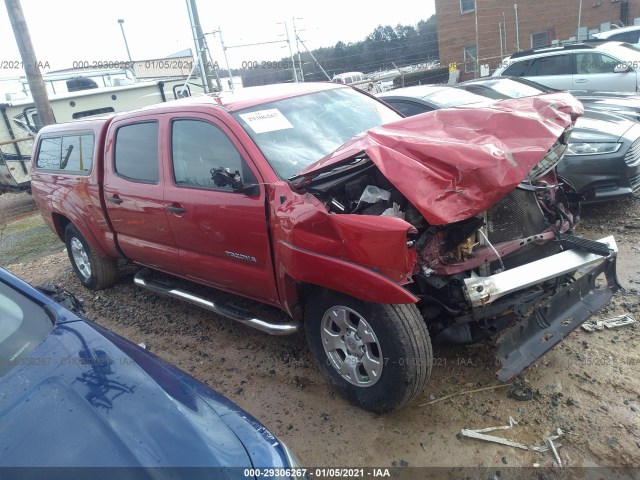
232,87,401,179
0,280,54,378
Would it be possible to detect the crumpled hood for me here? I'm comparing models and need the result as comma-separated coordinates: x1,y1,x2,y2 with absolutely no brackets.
297,92,583,225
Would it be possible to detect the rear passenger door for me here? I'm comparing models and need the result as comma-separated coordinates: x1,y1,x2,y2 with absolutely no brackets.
524,54,572,89
163,113,278,304
103,116,181,274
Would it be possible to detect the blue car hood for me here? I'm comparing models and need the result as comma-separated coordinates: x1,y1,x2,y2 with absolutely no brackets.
0,319,252,469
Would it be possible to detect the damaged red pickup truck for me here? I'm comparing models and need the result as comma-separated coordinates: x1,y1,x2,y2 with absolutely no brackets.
30,83,619,412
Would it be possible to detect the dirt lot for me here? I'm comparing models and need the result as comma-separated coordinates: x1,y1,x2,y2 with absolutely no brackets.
1,191,639,470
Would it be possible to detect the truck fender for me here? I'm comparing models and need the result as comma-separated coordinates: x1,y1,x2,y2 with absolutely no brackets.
50,209,116,259
275,241,418,307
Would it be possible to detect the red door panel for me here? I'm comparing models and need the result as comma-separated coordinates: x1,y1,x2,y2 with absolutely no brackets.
163,114,278,304
103,117,181,275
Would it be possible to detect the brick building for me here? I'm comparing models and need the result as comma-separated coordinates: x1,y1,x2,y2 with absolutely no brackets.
435,0,640,80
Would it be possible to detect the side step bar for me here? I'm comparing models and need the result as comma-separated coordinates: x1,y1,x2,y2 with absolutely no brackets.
133,269,302,336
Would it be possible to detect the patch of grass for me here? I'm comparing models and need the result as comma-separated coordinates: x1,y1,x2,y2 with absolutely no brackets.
0,213,63,267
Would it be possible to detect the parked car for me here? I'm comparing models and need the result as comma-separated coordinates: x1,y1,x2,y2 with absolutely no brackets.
0,267,303,474
569,90,640,122
30,82,619,412
376,85,490,116
492,41,640,92
591,25,640,44
455,74,640,123
379,80,640,202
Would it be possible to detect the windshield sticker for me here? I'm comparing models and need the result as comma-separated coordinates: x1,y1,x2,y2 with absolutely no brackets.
239,109,294,134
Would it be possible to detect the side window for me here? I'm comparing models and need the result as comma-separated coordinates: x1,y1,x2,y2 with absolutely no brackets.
460,0,474,13
72,107,115,120
171,119,256,191
60,135,94,172
386,100,430,117
173,84,191,99
609,31,640,43
114,122,159,183
576,52,618,74
464,44,477,73
528,55,571,76
502,59,531,76
36,137,62,170
35,134,94,173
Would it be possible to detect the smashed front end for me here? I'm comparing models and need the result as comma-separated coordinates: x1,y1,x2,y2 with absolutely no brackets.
292,92,619,381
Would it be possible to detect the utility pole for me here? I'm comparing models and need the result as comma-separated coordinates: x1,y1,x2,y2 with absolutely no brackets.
503,11,507,56
280,21,298,83
514,3,521,51
293,17,305,82
474,0,479,77
4,0,55,129
215,28,234,91
185,0,215,93
578,0,583,37
297,35,331,81
117,19,133,63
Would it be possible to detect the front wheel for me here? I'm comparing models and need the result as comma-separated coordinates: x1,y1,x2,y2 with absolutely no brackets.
64,224,118,290
305,290,432,413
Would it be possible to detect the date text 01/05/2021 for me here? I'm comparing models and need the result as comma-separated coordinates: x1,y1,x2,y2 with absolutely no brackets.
243,468,391,478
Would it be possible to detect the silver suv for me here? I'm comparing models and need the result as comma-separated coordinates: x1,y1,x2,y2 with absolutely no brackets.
592,26,640,44
493,41,640,92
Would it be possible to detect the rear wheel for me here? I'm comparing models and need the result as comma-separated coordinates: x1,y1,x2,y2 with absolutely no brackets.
64,224,118,290
305,290,432,412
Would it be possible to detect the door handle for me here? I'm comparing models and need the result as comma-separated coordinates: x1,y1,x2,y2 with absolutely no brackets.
108,195,123,204
166,205,187,214
574,78,589,84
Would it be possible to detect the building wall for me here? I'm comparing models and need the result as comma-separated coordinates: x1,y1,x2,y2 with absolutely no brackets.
435,0,640,80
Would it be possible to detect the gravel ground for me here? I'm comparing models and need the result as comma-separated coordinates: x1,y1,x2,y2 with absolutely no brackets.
1,191,639,470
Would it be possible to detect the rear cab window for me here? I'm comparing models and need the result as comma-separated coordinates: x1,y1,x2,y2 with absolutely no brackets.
35,132,95,174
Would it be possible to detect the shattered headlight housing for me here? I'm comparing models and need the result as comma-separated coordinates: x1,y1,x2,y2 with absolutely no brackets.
525,127,571,181
566,142,622,156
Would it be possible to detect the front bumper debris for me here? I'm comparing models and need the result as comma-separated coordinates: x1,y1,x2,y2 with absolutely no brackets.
492,239,619,381
463,236,618,307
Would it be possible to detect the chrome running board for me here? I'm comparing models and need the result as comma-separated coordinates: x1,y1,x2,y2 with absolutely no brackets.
133,268,302,335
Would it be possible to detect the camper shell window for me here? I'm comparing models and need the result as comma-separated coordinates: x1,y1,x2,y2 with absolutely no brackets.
35,132,95,174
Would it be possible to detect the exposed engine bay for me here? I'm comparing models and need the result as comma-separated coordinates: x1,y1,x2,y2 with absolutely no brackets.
286,94,619,382
302,152,588,346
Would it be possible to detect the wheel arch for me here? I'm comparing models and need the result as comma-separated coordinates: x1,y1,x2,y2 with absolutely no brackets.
275,242,419,318
50,210,115,258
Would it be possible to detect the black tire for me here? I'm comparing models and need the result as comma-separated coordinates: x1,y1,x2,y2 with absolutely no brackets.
64,223,118,290
305,290,432,413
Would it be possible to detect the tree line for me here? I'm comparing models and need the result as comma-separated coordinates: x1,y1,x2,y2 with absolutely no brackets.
235,16,439,87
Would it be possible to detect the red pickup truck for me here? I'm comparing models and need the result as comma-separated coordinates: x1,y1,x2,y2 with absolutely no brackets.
31,83,619,412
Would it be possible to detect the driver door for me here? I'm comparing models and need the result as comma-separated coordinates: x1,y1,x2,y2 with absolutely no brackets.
572,52,637,91
162,113,278,304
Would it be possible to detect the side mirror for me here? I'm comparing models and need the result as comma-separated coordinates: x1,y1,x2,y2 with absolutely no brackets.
211,167,244,190
613,64,632,73
210,167,260,195
240,183,260,196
